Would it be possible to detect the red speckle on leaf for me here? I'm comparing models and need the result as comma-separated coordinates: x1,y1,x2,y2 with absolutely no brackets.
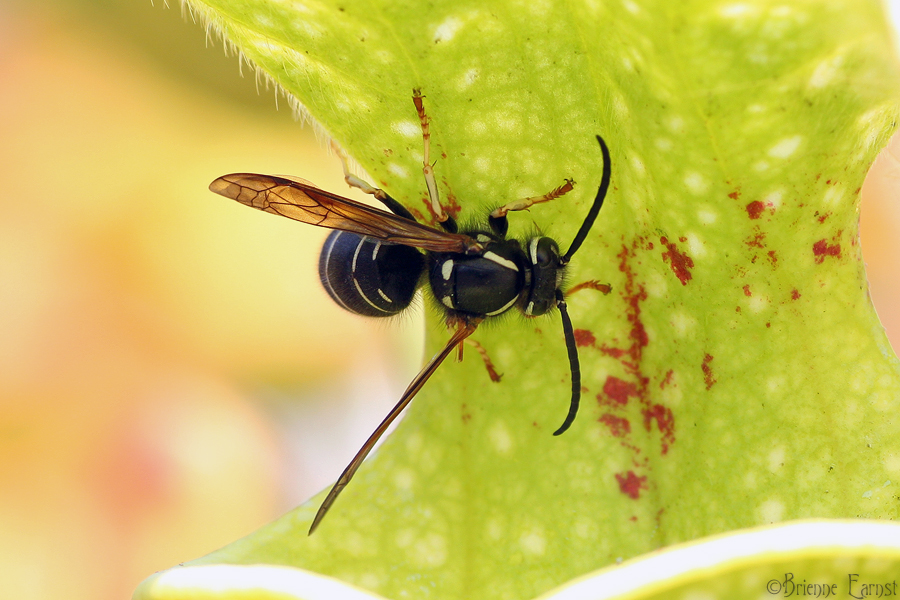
746,232,765,248
766,322,771,328
660,369,674,389
735,306,741,312
615,471,648,499
660,236,694,285
409,207,427,223
743,285,752,297
791,289,801,300
599,345,627,359
602,376,638,406
813,239,841,263
701,354,717,390
816,211,830,224
574,329,596,347
599,413,631,437
642,404,675,454
586,241,677,470
728,190,741,200
767,250,777,266
461,403,472,424
442,187,462,219
746,200,765,219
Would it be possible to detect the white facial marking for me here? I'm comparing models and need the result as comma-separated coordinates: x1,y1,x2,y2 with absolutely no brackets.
529,238,540,264
442,295,454,308
442,259,454,280
483,251,518,272
371,241,381,261
377,288,393,303
476,234,492,243
526,300,535,316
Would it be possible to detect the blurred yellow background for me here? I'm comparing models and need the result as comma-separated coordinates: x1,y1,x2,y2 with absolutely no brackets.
0,2,897,599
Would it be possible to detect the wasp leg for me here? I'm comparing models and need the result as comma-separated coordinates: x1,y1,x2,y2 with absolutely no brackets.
330,140,417,222
412,90,457,233
566,280,613,296
488,179,576,237
308,316,481,534
465,339,502,382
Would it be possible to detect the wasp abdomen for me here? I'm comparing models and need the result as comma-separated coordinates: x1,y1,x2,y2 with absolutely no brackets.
319,230,425,317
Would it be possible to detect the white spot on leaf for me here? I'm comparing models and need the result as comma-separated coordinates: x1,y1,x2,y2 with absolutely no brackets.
767,446,785,472
387,163,409,178
459,68,479,89
768,136,802,159
520,529,546,555
411,533,447,567
489,421,514,455
655,137,673,151
684,172,709,195
719,3,756,18
622,0,639,14
433,17,463,43
758,498,785,523
698,209,718,224
392,120,420,137
809,54,844,88
763,189,784,208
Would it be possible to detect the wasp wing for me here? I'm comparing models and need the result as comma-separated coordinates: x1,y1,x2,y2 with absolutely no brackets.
210,173,480,254
308,318,480,534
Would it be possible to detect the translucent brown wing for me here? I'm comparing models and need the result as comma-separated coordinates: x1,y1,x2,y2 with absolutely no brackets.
308,318,480,534
210,173,481,254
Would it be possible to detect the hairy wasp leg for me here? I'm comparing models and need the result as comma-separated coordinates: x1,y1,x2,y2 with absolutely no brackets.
308,317,481,534
412,90,457,233
465,339,502,382
566,280,613,296
488,179,576,237
330,139,417,221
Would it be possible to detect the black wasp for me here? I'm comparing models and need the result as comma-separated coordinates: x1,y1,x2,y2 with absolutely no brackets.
209,92,612,534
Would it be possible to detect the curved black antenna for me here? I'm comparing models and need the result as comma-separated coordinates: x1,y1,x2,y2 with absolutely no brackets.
561,135,611,264
553,289,580,436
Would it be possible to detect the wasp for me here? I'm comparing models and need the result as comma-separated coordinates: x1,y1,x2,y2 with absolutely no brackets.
209,92,611,533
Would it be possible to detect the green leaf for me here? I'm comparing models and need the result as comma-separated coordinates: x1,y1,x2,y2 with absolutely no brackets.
138,0,900,598
134,521,900,599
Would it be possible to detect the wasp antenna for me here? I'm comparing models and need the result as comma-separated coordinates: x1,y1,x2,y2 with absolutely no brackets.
552,290,580,436
562,135,611,264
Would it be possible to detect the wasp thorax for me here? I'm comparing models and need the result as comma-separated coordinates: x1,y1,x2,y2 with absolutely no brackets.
428,237,527,317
